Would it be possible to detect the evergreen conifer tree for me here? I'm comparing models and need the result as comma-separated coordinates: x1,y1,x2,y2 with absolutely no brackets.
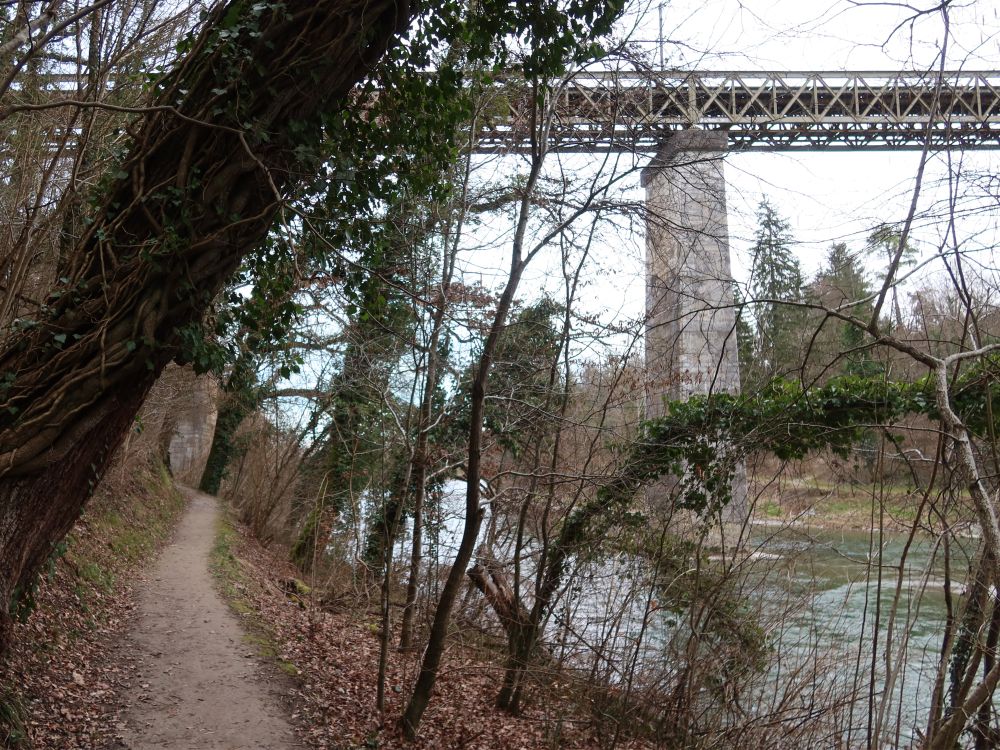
747,199,805,380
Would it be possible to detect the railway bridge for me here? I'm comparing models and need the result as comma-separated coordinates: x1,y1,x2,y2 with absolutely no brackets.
483,69,1000,522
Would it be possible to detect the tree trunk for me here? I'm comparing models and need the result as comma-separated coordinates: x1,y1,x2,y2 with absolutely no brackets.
402,261,525,737
0,0,410,654
0,379,152,645
399,306,449,651
398,454,425,651
467,562,532,643
399,189,463,651
928,355,1000,749
199,356,259,495
198,390,255,495
973,595,1000,750
467,561,539,714
401,95,554,731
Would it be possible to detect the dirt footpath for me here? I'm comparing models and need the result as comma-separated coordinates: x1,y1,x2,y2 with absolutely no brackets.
118,488,298,749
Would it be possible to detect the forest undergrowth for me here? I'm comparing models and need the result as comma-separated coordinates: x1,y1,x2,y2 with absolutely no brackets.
213,509,657,750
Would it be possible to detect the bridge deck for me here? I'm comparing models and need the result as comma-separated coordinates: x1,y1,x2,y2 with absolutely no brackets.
477,70,1000,152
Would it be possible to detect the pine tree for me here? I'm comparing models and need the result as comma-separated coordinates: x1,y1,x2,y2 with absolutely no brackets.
809,242,879,377
747,199,805,380
867,223,918,330
733,283,754,389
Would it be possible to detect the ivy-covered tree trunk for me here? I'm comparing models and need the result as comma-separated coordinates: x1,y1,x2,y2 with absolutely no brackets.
399,290,453,651
199,355,260,495
0,0,410,654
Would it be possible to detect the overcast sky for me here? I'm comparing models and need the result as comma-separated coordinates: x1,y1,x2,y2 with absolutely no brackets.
643,0,1000,278
452,0,1000,352
645,0,999,71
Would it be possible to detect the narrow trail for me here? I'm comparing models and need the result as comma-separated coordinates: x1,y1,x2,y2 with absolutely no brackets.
119,488,299,749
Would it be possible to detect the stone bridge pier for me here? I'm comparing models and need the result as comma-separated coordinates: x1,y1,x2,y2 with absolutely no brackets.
167,371,219,485
642,129,748,526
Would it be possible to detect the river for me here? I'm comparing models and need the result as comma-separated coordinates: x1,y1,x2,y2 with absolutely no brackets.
400,484,986,746
752,524,981,747
525,522,983,747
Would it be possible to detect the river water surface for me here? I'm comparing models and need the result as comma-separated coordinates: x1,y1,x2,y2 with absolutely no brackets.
748,523,982,746
403,483,986,746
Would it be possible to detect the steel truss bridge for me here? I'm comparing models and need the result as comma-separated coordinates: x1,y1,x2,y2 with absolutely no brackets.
478,70,1000,152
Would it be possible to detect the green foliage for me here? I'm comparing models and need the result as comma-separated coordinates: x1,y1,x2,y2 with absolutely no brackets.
362,462,412,570
733,283,754,378
170,0,627,411
285,0,628,294
635,363,999,513
866,223,918,329
531,362,993,635
166,0,631,526
461,0,623,76
222,237,306,352
199,355,263,495
745,199,805,381
867,223,918,274
175,323,229,375
448,297,564,457
196,234,310,494
807,242,879,378
305,240,416,521
549,359,999,569
290,505,322,572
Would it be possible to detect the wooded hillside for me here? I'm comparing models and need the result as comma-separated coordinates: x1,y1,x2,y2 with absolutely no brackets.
3,1,1000,749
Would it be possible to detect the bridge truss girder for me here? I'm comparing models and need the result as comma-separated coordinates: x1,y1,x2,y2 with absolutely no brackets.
476,70,1000,152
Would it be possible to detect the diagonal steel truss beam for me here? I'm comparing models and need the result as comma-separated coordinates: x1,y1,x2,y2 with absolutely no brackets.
476,70,1000,152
